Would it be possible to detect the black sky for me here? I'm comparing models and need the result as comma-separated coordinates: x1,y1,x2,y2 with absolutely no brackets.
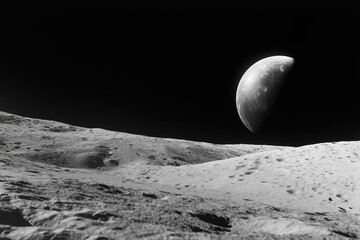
0,5,359,146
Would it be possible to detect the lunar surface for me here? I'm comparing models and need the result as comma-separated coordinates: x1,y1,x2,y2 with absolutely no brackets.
236,56,294,133
1,111,360,239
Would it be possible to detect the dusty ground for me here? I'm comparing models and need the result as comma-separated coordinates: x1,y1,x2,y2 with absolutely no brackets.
1,111,360,239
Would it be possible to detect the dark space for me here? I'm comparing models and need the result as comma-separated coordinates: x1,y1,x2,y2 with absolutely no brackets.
0,5,358,146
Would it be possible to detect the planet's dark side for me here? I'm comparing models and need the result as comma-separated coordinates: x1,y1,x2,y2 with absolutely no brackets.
236,56,295,133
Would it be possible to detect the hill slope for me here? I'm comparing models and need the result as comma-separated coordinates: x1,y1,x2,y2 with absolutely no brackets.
1,111,359,239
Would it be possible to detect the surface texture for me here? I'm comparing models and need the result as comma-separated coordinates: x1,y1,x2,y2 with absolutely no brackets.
0,111,359,239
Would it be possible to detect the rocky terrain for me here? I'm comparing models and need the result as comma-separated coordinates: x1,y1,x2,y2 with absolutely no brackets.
1,111,360,239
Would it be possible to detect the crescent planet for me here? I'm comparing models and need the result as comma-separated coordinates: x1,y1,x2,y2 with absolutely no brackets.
236,55,295,133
